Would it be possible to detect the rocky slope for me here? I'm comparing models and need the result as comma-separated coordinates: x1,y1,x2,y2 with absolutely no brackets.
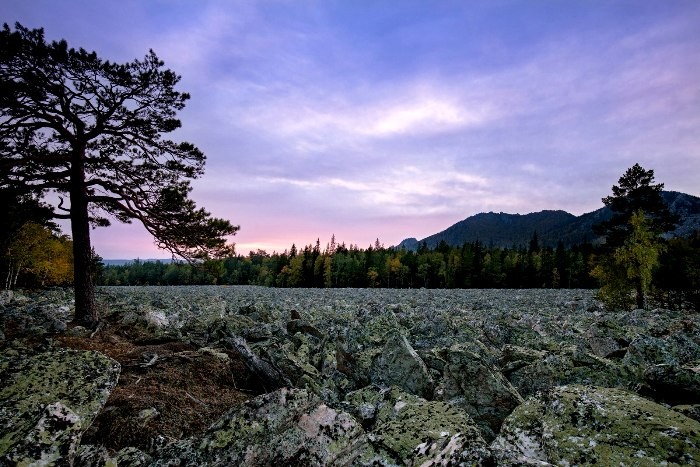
1,286,699,465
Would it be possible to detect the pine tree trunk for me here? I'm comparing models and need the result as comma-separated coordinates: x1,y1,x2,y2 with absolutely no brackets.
70,146,98,327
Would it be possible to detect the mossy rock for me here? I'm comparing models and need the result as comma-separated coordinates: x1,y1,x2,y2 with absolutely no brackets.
371,330,434,399
0,348,120,465
437,343,523,440
154,387,371,466
492,384,700,466
507,348,636,398
371,387,491,465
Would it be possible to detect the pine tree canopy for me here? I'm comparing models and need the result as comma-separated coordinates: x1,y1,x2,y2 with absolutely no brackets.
0,23,237,259
0,23,238,324
594,163,677,249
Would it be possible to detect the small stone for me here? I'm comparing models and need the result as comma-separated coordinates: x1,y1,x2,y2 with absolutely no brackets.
138,407,160,426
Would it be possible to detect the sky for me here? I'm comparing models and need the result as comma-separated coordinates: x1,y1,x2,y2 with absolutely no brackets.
2,1,700,258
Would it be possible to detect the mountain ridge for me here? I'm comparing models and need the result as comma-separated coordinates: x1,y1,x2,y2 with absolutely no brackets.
397,191,700,250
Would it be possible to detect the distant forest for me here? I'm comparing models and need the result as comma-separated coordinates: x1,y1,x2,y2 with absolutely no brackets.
99,234,590,288
98,233,699,301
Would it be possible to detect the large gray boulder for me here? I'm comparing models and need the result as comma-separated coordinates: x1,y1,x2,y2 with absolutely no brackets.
623,334,700,403
623,335,683,367
371,330,434,399
492,384,700,466
437,343,523,440
0,348,120,465
504,346,636,398
343,385,491,466
154,387,371,466
584,319,628,358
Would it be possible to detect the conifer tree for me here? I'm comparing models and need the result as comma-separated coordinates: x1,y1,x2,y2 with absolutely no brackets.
593,164,676,309
0,24,237,326
594,163,676,249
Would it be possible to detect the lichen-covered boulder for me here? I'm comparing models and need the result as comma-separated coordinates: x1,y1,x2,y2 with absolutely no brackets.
373,387,491,466
0,348,120,465
622,334,700,403
342,385,389,428
76,444,152,466
584,320,628,358
263,335,323,388
492,385,700,466
343,385,491,466
154,387,371,466
371,330,434,399
437,343,523,440
505,346,635,398
644,363,700,403
623,335,681,367
498,344,546,375
349,307,402,349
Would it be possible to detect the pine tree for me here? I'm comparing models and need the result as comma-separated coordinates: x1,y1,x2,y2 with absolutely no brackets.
594,163,677,249
593,164,676,309
0,24,237,325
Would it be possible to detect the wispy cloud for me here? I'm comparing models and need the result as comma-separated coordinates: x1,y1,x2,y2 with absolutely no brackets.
256,163,493,216
233,80,503,146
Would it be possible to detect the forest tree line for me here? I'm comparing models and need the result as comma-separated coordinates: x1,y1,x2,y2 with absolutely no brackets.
97,233,700,307
98,235,596,289
3,193,699,311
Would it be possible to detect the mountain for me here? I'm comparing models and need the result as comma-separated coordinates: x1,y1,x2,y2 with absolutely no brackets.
397,191,700,250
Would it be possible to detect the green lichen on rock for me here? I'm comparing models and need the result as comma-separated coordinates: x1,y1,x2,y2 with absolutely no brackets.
76,444,152,466
6,287,700,464
353,308,402,348
3,401,82,465
0,348,120,465
371,330,434,399
673,404,700,422
493,384,700,466
154,387,371,466
373,387,490,465
505,346,636,398
437,343,523,440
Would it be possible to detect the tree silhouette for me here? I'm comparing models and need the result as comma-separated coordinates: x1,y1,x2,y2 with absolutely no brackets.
0,23,237,325
593,164,676,309
594,163,677,249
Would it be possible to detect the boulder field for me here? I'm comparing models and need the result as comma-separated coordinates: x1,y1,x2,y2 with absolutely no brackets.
1,286,699,465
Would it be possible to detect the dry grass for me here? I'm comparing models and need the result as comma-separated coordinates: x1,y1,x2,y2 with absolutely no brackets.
55,320,262,453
